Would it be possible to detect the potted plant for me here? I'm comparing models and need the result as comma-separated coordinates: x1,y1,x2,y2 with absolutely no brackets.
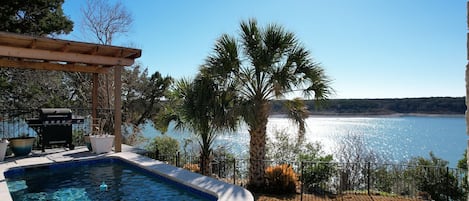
90,133,114,154
1,115,37,157
9,133,35,157
0,139,8,161
89,118,114,154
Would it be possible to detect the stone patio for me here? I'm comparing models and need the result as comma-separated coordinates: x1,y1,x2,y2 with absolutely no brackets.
0,145,253,201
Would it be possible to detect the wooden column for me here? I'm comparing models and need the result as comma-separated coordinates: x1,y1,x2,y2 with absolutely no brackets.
114,66,122,152
92,73,99,119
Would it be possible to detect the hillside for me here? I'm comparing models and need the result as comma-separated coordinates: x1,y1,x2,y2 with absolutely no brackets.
271,97,466,115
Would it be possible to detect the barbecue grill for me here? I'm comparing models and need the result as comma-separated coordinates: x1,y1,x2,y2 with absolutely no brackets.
27,108,84,152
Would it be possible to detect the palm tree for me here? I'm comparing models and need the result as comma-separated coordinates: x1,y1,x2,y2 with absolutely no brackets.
157,73,239,176
201,19,332,190
285,98,309,146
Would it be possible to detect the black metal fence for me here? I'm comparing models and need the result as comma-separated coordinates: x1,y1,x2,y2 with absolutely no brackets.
2,109,467,200
145,151,468,201
0,108,114,148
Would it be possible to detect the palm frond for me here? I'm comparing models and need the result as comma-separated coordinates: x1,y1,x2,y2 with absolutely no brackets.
284,98,308,144
205,34,240,78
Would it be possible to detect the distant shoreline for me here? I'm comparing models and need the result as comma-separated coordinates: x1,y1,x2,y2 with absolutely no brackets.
269,113,465,118
270,97,466,117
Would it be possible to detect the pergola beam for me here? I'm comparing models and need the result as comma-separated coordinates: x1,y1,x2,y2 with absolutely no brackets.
0,45,135,66
0,58,110,73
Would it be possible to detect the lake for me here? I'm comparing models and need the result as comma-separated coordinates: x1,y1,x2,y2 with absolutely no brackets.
141,115,467,168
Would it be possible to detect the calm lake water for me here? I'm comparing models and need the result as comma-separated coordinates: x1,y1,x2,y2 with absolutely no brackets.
141,115,467,168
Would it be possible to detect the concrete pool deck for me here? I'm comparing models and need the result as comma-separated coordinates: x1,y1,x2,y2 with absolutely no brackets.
0,145,254,201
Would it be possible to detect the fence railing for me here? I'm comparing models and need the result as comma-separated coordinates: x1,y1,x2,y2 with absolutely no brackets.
0,108,114,148
144,151,468,201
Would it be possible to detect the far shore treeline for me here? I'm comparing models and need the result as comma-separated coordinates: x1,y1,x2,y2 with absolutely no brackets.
271,97,466,115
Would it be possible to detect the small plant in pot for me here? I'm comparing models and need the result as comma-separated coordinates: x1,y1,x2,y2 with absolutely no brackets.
9,133,35,157
89,118,114,154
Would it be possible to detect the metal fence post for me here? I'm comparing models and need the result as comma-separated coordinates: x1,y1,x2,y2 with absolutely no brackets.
300,161,304,201
176,151,180,167
155,147,159,160
218,159,222,178
367,162,371,196
233,158,236,185
446,166,449,201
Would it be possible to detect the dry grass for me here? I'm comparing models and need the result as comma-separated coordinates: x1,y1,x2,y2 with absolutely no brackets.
255,193,423,201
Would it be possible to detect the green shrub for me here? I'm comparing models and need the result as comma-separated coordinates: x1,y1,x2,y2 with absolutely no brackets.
146,136,179,156
370,166,394,193
298,143,335,194
457,149,468,199
72,129,86,146
406,152,465,201
300,156,335,194
266,129,300,161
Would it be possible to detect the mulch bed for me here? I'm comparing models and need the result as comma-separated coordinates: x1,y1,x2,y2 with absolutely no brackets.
255,193,423,201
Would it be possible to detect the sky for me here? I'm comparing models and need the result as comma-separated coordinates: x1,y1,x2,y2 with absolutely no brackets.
62,0,466,99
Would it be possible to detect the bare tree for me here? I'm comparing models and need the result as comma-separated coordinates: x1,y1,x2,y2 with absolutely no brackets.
335,133,388,191
78,0,134,133
80,0,133,45
78,1,171,148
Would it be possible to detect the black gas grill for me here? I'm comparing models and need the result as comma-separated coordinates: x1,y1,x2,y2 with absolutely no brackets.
27,108,84,152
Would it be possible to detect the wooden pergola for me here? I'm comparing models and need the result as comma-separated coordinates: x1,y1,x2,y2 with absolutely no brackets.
0,31,142,152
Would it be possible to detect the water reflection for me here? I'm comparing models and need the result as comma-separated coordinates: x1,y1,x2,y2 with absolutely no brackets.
142,116,466,167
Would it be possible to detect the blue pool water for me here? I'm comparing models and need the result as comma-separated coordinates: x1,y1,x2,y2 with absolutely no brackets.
4,158,217,201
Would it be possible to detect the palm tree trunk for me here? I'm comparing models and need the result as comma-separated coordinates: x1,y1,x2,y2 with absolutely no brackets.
297,121,306,146
247,103,269,190
200,138,212,176
200,151,211,176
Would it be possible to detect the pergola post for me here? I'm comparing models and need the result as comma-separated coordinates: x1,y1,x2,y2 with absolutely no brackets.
114,66,122,152
92,73,99,119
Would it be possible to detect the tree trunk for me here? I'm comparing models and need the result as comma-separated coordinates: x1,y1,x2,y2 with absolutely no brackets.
247,102,269,191
297,121,306,146
200,153,211,176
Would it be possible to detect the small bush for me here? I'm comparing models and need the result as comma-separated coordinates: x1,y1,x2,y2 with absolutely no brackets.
72,129,86,146
265,164,298,194
298,143,335,194
406,152,465,201
146,136,179,157
183,163,200,173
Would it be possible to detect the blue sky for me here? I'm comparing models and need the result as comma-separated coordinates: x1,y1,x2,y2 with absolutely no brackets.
62,0,466,99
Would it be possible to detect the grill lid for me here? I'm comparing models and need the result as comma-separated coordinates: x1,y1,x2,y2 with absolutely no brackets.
40,108,72,115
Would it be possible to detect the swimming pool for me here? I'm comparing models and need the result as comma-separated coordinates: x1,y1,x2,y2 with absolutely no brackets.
4,158,217,201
